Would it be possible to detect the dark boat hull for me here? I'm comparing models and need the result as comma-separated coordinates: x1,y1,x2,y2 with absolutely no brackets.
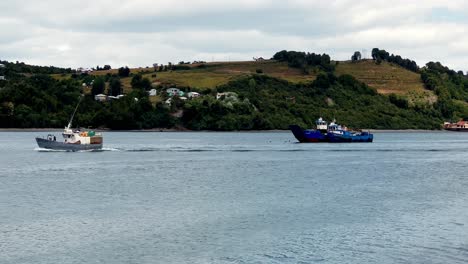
289,125,327,142
289,125,373,143
36,137,102,151
444,128,468,132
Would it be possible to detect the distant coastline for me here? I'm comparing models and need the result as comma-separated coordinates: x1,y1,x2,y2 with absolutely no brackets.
0,128,448,133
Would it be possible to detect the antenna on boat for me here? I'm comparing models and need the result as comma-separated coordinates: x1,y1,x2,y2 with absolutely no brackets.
66,95,84,130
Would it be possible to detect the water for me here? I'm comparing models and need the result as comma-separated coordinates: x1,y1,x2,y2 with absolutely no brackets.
1,131,468,264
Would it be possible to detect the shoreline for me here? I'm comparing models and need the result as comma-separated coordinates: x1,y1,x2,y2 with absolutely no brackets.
0,128,449,133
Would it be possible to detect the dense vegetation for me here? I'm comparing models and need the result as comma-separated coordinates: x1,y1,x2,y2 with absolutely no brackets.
0,60,74,75
421,61,468,118
272,50,333,73
0,73,175,129
371,48,419,72
0,49,467,130
182,74,442,130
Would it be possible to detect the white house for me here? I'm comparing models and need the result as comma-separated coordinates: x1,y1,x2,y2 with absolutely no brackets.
0,64,5,68
0,76,5,81
166,87,184,97
165,98,172,105
77,67,93,73
187,92,200,98
166,88,180,94
148,89,157,96
94,94,107,102
216,92,237,100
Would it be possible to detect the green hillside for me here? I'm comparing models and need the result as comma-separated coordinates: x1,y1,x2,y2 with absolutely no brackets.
1,49,467,130
86,59,433,104
83,60,319,93
336,60,436,105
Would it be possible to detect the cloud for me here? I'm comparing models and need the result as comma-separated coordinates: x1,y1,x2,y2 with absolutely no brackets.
0,0,467,70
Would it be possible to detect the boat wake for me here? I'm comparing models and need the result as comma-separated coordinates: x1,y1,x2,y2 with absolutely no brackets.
35,146,466,153
34,147,67,152
100,147,121,152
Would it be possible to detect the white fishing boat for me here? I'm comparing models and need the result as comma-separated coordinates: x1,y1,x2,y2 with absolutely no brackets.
35,96,103,151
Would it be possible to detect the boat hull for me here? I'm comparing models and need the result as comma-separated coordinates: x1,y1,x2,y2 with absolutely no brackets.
289,125,373,143
36,137,102,151
327,131,373,142
289,125,327,142
444,128,468,132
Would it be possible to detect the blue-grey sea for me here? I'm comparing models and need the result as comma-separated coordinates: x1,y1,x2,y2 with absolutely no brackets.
1,131,468,264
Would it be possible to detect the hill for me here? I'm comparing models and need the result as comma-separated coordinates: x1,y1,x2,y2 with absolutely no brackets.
1,49,468,130
336,60,436,105
82,60,318,92
81,59,434,104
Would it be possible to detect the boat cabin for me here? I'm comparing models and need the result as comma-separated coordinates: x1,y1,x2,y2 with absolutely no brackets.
316,118,328,130
62,128,78,144
328,120,343,131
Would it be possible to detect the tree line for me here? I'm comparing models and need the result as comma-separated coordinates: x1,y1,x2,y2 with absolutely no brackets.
272,50,334,73
371,48,419,72
1,50,467,129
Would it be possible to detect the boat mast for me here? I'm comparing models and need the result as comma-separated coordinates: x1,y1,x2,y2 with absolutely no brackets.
66,95,84,130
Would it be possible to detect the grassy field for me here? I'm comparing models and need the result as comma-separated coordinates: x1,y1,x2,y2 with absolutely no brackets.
55,59,435,103
84,60,319,94
336,60,436,104
141,60,318,89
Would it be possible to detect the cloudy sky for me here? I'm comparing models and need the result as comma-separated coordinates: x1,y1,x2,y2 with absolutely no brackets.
1,0,467,70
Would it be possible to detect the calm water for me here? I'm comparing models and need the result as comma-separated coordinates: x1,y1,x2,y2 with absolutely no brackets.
1,131,468,264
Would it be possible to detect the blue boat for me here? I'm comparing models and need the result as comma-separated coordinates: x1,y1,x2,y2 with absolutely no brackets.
289,118,373,143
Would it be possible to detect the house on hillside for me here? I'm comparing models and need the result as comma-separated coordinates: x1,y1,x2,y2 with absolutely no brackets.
166,87,179,94
166,87,184,97
0,76,5,81
187,92,200,98
94,94,107,102
148,89,157,96
77,67,93,74
216,92,238,100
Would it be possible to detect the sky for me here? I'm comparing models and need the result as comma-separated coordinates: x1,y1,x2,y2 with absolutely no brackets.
1,0,467,71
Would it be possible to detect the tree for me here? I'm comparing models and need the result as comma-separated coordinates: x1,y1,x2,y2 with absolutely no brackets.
109,77,122,96
351,51,362,62
131,74,142,89
131,74,152,90
140,78,152,90
103,65,111,70
118,66,130,77
91,77,105,96
371,48,379,60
